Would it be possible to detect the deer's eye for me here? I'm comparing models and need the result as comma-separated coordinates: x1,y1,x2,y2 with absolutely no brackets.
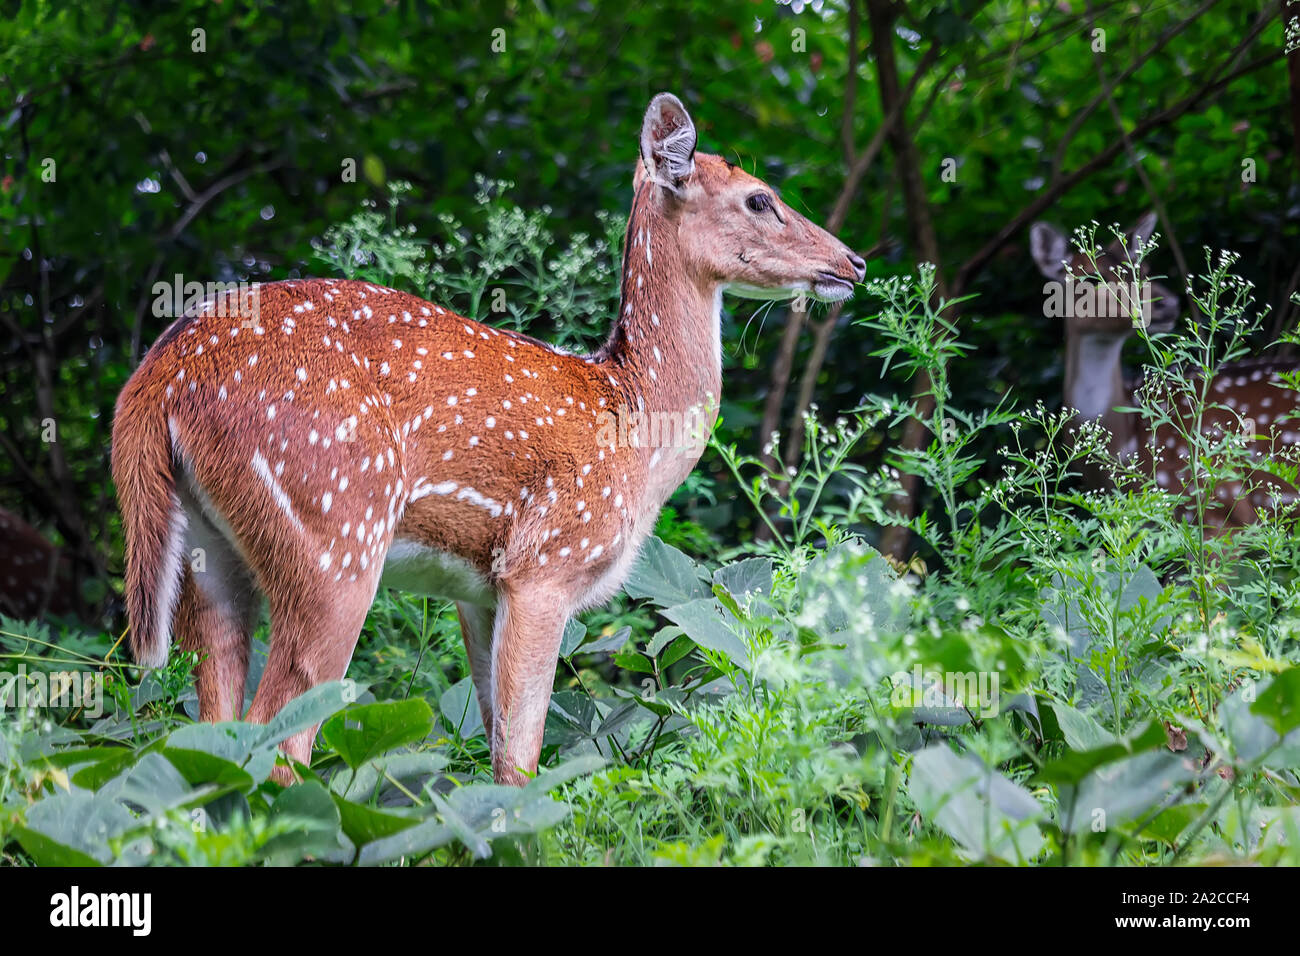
745,192,773,214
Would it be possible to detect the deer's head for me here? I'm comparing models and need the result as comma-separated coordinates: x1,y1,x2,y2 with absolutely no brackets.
1030,212,1180,336
634,93,865,303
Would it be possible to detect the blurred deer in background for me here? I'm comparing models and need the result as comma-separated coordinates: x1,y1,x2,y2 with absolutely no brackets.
1031,213,1300,525
112,93,866,784
0,506,81,620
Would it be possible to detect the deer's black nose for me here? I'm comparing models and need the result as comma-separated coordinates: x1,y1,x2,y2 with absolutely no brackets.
847,251,866,282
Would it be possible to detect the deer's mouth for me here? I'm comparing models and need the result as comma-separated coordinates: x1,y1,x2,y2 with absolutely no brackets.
812,271,857,302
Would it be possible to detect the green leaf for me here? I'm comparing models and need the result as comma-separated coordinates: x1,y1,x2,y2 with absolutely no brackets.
1223,679,1300,769
17,792,139,865
613,649,655,674
584,625,632,654
659,634,697,669
431,793,492,859
646,625,684,657
1034,721,1167,787
332,793,421,847
328,751,449,800
107,752,194,816
1051,701,1116,751
660,598,750,668
1143,802,1207,846
11,824,104,867
908,745,1044,862
559,617,586,657
320,699,435,770
254,680,359,750
165,722,277,784
358,816,456,865
440,677,485,739
591,700,643,741
70,748,138,790
162,747,255,792
623,536,709,607
1250,668,1300,737
260,781,347,864
1061,751,1198,833
713,557,772,601
523,753,606,796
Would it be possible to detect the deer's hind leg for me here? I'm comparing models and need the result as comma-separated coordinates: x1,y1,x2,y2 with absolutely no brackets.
243,559,384,783
456,600,497,741
175,500,260,722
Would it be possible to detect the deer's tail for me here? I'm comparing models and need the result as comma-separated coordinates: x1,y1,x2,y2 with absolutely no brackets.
111,372,187,669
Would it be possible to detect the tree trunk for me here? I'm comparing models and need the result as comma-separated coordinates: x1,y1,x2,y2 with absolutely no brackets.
865,0,950,560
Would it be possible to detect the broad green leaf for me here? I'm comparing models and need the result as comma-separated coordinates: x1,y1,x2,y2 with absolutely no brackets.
523,753,606,796
713,557,772,601
70,748,138,790
164,722,277,784
661,598,750,668
908,745,1044,862
646,625,684,657
328,751,449,801
359,816,456,865
332,793,421,847
162,748,255,791
260,781,348,864
1034,721,1167,786
1051,701,1116,751
320,699,435,770
440,677,485,739
613,649,656,674
1061,751,1198,834
660,635,697,669
106,752,194,816
584,625,632,654
623,536,709,607
1250,668,1300,737
1223,679,1300,769
11,824,103,867
559,617,586,657
17,792,138,865
254,680,359,750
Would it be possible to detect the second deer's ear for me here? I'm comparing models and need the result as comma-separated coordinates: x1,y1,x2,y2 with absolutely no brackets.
1030,222,1069,281
640,93,697,194
1125,212,1158,255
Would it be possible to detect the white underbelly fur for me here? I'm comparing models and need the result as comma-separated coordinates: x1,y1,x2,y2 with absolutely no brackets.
379,538,496,607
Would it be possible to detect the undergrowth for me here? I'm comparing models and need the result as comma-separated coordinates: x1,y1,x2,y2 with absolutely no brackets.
2,190,1297,866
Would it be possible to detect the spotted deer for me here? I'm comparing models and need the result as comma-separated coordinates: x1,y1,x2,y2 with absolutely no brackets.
1030,213,1300,524
0,506,79,620
112,93,866,784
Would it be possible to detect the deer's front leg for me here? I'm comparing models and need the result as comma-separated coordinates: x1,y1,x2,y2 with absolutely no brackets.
490,582,570,785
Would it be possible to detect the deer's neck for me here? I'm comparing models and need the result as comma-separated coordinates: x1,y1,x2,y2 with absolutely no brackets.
596,185,723,419
1065,330,1137,458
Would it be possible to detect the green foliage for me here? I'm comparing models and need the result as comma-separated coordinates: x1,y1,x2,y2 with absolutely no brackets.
6,193,1300,866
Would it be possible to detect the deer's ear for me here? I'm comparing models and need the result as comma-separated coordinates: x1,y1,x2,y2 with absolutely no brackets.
1126,212,1158,254
1030,222,1069,281
640,93,696,194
